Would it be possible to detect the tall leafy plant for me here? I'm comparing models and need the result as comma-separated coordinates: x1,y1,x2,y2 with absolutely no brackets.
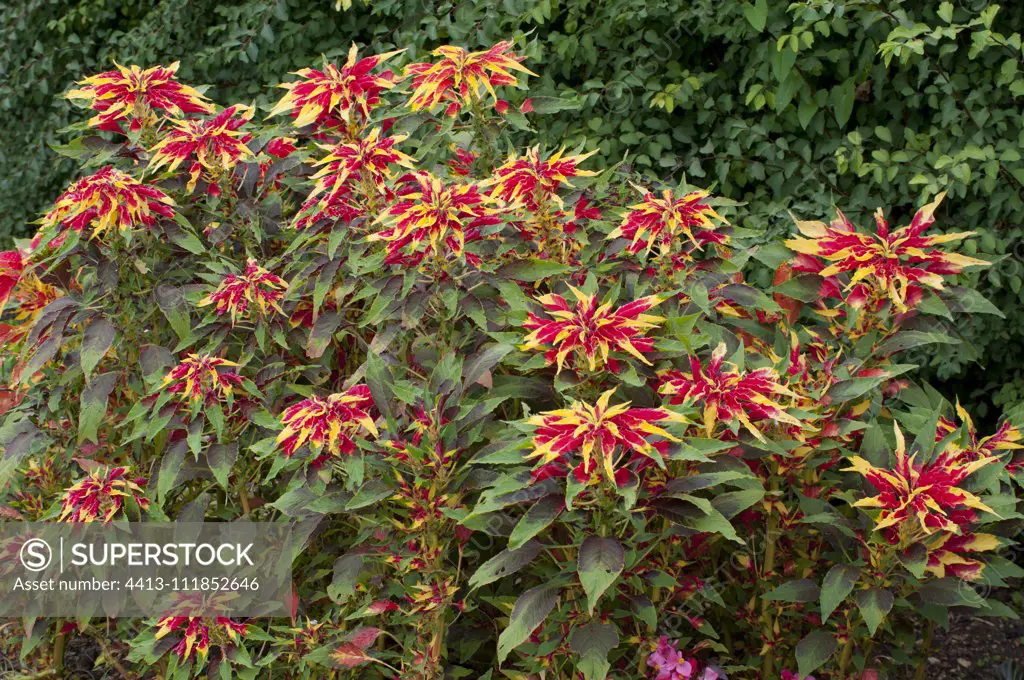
0,37,1021,680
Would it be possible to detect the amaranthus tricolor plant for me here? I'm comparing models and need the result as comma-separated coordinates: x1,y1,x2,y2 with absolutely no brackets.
0,37,1021,680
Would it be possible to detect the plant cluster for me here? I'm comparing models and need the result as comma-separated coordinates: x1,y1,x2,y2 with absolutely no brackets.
0,38,1022,680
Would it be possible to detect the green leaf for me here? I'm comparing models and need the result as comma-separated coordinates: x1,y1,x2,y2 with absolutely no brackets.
526,96,580,114
206,442,238,491
361,279,401,326
798,99,819,129
363,352,394,429
168,226,206,255
497,585,559,664
719,283,780,312
80,317,115,379
345,480,392,510
78,372,116,444
682,504,743,543
306,311,341,359
742,0,768,31
899,543,928,578
463,343,514,390
763,579,820,603
157,443,186,505
569,620,619,680
826,364,916,402
855,588,894,636
919,578,984,608
771,45,797,81
831,77,856,128
469,541,544,590
494,279,531,314
666,470,751,493
631,595,657,631
508,495,563,550
20,332,62,380
944,286,1004,317
328,553,364,604
771,274,824,303
875,330,958,355
712,488,765,519
496,258,572,282
796,630,837,678
186,419,203,457
578,536,624,614
775,72,802,113
155,285,191,341
820,565,860,622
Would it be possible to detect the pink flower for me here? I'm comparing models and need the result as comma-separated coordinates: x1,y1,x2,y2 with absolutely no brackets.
647,638,726,680
648,637,694,680
781,671,814,680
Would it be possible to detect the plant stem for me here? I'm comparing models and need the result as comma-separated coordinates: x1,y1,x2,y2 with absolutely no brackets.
912,620,935,680
760,462,781,679
238,479,251,516
94,634,136,679
52,621,66,675
838,634,854,676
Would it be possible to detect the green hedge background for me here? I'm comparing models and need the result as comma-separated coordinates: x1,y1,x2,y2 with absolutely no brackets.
2,0,1023,417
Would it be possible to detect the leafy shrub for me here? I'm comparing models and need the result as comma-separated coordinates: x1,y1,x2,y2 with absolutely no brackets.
1,39,1023,680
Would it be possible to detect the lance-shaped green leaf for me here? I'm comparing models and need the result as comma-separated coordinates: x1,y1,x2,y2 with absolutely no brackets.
81,317,115,379
569,620,619,680
821,565,860,622
206,442,238,490
899,543,928,579
306,311,341,359
497,257,572,282
497,584,559,664
919,578,985,608
78,372,117,444
578,536,624,614
154,284,191,341
157,440,187,506
345,480,393,511
508,495,563,550
875,330,959,356
855,588,894,636
796,629,837,678
469,540,544,590
763,579,820,603
363,352,395,431
463,343,514,391
328,553,365,604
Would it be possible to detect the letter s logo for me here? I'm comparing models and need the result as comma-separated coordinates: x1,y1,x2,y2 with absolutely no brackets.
19,538,52,572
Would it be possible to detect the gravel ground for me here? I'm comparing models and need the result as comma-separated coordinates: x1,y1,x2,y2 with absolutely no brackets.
916,610,1024,680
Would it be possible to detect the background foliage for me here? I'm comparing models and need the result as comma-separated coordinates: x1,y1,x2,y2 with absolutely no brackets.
2,0,1024,412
